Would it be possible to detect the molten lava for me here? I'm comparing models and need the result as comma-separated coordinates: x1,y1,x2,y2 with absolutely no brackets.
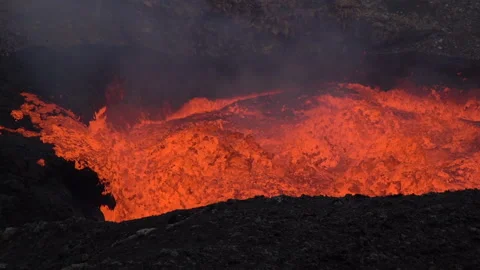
3,83,480,222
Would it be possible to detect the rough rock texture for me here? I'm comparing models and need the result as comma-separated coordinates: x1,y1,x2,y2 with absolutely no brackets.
1,190,480,269
1,0,480,59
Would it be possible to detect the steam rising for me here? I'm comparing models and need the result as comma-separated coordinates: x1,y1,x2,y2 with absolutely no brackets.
5,0,478,105
4,0,380,119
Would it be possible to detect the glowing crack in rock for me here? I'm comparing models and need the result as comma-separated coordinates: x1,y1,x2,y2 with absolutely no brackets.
2,83,480,222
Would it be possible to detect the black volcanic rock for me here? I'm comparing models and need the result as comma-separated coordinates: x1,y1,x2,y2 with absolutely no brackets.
1,190,480,269
0,132,112,228
0,81,112,228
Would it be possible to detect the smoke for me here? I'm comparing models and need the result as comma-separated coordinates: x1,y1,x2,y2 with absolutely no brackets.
3,0,478,124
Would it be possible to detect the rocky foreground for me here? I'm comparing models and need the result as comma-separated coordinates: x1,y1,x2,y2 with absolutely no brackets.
1,190,480,269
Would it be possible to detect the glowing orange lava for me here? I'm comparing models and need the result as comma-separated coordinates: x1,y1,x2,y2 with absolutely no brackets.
36,158,46,167
2,83,480,222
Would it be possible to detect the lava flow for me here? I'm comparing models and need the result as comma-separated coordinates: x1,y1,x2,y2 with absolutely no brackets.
2,83,480,222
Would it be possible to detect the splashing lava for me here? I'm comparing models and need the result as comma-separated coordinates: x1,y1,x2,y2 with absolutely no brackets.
2,83,480,222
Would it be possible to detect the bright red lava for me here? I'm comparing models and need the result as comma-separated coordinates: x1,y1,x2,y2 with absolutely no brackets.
2,83,480,222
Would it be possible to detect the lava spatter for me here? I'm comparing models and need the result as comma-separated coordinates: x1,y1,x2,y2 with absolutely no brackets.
2,84,480,222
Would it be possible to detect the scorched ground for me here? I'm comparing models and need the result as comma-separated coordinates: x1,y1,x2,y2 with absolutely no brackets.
2,83,480,222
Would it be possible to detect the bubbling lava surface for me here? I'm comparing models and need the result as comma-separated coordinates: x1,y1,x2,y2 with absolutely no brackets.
3,83,480,222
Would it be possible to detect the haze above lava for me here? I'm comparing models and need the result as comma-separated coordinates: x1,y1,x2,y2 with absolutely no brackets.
2,83,480,222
